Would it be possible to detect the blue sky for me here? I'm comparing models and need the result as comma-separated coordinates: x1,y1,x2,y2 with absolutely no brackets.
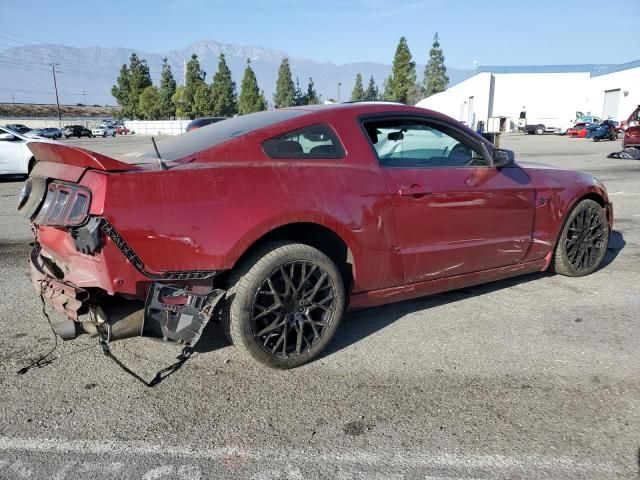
1,0,637,67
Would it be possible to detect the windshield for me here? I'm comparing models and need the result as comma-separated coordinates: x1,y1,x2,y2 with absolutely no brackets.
120,109,308,162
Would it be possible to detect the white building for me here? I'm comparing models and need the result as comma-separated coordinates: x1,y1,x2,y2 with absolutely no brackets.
416,61,640,134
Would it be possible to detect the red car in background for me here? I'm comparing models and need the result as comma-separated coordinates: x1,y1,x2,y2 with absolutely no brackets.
622,104,640,148
566,122,590,138
115,125,130,135
19,104,613,369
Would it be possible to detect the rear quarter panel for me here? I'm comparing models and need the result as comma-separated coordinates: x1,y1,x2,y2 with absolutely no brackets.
95,111,403,293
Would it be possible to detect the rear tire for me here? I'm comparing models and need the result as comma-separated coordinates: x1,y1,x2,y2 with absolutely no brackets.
222,242,345,369
535,125,545,135
551,199,609,277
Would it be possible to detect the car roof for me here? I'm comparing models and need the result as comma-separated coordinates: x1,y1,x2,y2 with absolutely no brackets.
121,103,471,164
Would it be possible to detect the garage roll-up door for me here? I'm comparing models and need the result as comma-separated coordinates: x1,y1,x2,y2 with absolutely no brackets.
602,89,620,120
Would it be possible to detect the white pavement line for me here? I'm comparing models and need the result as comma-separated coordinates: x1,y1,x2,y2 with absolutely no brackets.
608,191,626,196
0,436,620,474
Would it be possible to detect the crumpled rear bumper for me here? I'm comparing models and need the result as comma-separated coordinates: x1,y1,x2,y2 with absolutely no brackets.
30,246,89,320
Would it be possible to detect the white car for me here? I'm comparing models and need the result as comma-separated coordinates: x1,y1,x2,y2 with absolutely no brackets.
0,126,37,175
91,125,116,137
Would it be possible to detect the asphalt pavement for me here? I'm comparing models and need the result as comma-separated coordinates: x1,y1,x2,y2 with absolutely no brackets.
0,133,638,479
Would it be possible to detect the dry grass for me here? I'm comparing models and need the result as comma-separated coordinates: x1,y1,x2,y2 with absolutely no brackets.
0,103,121,118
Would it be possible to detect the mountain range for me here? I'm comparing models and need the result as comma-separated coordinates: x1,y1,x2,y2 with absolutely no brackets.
0,39,622,107
0,39,471,106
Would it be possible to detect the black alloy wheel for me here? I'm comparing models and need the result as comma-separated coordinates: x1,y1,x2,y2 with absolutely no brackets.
223,242,345,369
552,199,609,276
251,261,337,358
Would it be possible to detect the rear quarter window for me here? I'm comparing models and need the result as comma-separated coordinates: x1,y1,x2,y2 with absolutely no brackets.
262,124,345,160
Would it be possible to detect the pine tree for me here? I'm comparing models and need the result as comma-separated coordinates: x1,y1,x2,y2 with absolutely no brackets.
238,59,267,115
128,53,152,118
111,64,131,115
350,73,365,101
293,77,305,106
423,33,449,97
386,37,416,104
158,58,176,118
273,57,295,108
193,83,214,117
184,54,206,118
211,53,237,116
364,75,379,101
138,85,162,120
305,77,319,105
171,86,190,118
111,53,152,118
382,76,393,101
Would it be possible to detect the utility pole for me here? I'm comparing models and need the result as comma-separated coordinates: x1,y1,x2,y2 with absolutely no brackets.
82,90,87,105
337,82,341,103
48,63,62,127
10,94,15,104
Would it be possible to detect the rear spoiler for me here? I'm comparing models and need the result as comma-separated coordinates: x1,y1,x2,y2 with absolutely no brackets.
27,141,141,172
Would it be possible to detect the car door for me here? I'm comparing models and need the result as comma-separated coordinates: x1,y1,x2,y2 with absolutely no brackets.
362,116,535,284
0,128,26,174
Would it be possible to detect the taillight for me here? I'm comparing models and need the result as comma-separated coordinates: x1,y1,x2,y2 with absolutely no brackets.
33,182,91,226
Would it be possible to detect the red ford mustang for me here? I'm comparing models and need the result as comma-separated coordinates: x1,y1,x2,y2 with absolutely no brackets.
19,103,613,368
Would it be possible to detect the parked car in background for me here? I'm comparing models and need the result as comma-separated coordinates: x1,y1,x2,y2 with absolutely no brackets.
590,120,620,142
622,105,640,149
115,125,130,135
25,128,62,139
62,125,93,138
556,116,601,135
0,126,36,175
577,115,602,124
566,122,591,138
4,124,31,135
185,116,227,132
92,125,116,137
21,103,613,369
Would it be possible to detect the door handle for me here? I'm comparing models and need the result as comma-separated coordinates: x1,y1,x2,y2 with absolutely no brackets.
398,184,431,198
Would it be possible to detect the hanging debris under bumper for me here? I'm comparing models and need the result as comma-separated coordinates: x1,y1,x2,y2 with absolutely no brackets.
30,246,225,347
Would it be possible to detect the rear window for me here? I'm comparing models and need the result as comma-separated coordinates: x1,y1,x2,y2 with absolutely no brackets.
262,124,344,159
122,109,309,163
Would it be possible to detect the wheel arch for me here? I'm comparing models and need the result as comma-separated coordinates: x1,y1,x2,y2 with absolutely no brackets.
545,189,610,269
221,221,356,294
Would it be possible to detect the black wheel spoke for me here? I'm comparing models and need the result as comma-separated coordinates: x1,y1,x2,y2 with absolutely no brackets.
251,260,336,359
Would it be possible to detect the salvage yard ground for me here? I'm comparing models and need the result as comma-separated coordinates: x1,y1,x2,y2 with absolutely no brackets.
0,134,638,479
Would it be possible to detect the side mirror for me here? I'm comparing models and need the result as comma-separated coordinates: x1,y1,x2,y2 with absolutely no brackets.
492,148,515,167
0,133,15,141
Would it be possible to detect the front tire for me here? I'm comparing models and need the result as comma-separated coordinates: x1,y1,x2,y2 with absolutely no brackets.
551,199,609,277
222,242,345,369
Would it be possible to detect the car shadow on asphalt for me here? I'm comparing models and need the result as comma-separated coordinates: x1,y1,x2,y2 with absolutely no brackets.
195,230,626,360
321,272,551,360
324,230,626,360
598,230,625,271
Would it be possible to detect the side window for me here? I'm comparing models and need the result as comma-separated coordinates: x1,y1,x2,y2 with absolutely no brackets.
363,119,488,168
262,124,344,160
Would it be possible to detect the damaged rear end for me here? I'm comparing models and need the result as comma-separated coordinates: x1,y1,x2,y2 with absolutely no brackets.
20,142,225,347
